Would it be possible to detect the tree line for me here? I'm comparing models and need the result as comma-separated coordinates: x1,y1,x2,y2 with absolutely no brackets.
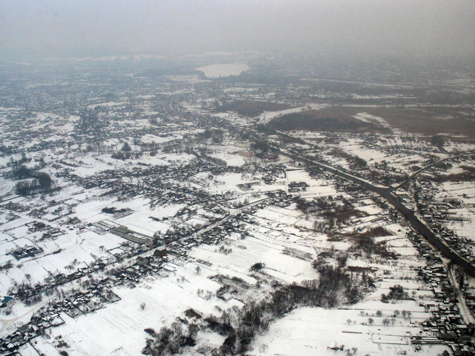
143,265,370,356
12,165,54,196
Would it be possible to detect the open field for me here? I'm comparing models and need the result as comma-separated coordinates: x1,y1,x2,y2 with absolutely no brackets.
252,306,450,356
268,106,475,141
215,100,293,117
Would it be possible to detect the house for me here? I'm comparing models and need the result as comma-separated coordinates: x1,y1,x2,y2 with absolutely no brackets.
154,248,167,258
0,296,14,308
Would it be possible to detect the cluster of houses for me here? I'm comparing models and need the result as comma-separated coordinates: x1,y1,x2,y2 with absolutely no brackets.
8,246,43,261
406,230,475,354
0,243,171,355
0,311,64,355
0,191,293,354
0,193,277,354
415,182,475,264
288,181,309,193
0,279,121,355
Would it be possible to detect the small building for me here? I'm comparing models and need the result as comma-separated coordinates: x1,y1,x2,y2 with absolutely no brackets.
154,248,167,258
0,296,14,308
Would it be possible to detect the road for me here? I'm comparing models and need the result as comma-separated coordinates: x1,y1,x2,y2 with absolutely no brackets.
0,296,55,337
447,264,475,325
392,156,453,190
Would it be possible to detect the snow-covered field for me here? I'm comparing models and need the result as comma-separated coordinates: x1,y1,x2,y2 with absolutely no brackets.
46,262,240,356
252,305,450,356
0,62,474,356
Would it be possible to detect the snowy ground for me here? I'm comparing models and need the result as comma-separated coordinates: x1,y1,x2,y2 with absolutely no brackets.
251,305,450,356
0,75,474,356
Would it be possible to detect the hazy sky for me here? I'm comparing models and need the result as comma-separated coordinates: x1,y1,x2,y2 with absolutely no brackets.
1,0,474,59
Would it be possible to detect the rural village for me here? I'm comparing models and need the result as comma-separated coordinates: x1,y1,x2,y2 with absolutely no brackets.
0,54,474,356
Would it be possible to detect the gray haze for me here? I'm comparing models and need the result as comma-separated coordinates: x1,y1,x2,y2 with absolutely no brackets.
1,0,474,60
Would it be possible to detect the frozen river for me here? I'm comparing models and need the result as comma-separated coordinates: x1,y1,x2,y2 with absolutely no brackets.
196,63,249,78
